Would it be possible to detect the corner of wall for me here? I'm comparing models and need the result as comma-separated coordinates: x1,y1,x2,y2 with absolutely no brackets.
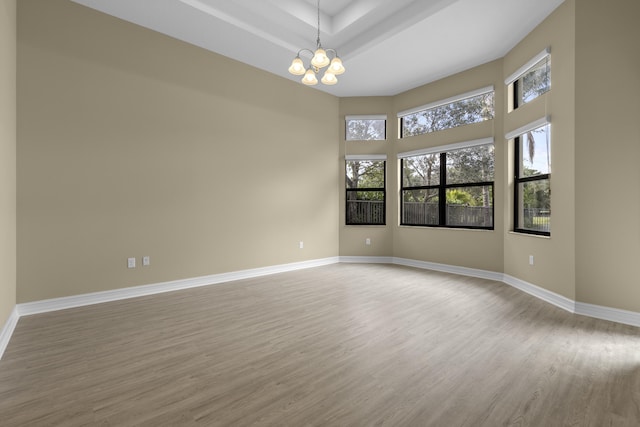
0,0,18,353
502,0,576,302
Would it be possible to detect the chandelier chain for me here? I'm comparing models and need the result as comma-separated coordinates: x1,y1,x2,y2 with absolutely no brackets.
316,0,321,48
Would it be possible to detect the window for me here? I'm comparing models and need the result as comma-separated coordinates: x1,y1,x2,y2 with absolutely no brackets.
398,86,494,138
399,139,494,229
346,156,386,225
345,115,386,141
506,48,551,110
508,119,551,235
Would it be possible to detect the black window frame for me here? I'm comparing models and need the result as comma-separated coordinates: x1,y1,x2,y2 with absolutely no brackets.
513,125,551,236
345,160,386,226
400,146,494,230
509,51,551,111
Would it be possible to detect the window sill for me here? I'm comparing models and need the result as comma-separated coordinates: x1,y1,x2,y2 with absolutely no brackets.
398,225,494,232
508,231,550,239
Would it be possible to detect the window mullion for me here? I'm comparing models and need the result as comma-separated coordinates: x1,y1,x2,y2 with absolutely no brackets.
439,152,447,226
514,136,521,231
446,181,494,189
518,174,550,183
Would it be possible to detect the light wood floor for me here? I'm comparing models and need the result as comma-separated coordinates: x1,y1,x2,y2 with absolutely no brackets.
1,263,640,426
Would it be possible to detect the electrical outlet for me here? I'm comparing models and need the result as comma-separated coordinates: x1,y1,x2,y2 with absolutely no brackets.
529,255,534,266
365,238,371,245
142,256,150,266
299,241,304,249
127,257,136,268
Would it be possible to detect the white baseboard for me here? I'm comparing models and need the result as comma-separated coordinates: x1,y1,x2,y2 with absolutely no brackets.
0,306,19,360
342,256,640,328
17,257,340,317
340,256,394,264
575,302,640,328
3,256,640,360
392,257,504,282
503,274,576,313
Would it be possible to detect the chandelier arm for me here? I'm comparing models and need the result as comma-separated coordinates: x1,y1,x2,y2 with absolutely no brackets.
298,48,314,56
324,48,338,59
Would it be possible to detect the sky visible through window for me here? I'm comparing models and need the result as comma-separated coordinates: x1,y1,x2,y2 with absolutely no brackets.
522,125,550,175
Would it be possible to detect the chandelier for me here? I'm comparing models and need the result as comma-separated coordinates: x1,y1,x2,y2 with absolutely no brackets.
288,0,345,85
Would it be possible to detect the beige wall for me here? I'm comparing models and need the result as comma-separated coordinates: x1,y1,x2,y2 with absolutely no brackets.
339,1,579,300
575,0,640,312
391,61,505,272
0,0,17,324
338,0,640,314
339,60,505,272
502,0,576,300
15,0,640,316
340,61,504,272
17,0,339,303
339,96,394,257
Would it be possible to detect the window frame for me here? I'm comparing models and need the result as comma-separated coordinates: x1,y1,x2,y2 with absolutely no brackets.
345,115,387,141
506,47,551,111
399,138,495,230
508,119,551,236
345,156,386,226
397,86,495,139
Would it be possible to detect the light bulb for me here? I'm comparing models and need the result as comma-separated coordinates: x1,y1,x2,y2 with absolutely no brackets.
302,68,318,85
288,57,305,75
329,57,345,75
311,48,330,68
321,71,337,85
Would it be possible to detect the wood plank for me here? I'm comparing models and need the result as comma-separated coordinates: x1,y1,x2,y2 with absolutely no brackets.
1,264,639,426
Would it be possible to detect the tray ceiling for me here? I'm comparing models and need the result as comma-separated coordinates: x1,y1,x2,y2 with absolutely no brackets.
71,0,565,96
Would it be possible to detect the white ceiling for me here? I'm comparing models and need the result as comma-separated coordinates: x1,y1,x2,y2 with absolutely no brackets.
70,0,565,97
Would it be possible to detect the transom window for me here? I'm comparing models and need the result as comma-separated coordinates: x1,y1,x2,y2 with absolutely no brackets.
345,115,386,141
346,156,386,225
506,48,551,111
507,119,551,235
398,87,495,138
399,139,494,229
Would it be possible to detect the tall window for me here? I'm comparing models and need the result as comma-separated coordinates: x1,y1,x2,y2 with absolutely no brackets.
346,157,386,225
509,120,551,235
400,139,494,229
346,115,386,141
506,48,551,110
398,87,494,138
